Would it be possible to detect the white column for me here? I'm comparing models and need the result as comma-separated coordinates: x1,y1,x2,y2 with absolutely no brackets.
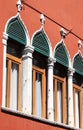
2,32,8,107
22,45,34,114
68,68,74,126
47,57,55,121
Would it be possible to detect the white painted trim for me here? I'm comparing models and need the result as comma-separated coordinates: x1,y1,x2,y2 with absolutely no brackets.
22,45,34,114
67,68,74,127
2,32,8,107
4,13,30,46
47,57,55,121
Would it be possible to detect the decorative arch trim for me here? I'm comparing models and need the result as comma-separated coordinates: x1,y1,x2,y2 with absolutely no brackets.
54,41,69,67
6,14,28,46
73,53,83,75
32,29,50,57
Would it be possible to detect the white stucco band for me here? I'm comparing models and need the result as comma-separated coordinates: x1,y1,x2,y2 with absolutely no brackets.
47,57,56,121
22,45,34,114
68,68,75,127
2,32,8,107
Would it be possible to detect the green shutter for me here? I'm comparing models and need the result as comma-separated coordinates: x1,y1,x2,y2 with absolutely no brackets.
73,54,83,75
6,16,27,45
54,42,68,67
32,30,50,57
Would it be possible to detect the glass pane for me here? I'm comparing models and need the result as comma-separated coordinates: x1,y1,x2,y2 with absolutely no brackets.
57,81,62,123
75,91,80,128
10,62,18,110
36,72,42,116
7,39,24,58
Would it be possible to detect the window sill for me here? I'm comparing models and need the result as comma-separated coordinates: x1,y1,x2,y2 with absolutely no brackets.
1,107,81,130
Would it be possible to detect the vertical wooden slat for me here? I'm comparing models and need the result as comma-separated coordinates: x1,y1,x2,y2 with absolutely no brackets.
55,79,57,121
63,78,66,124
6,60,11,108
42,69,46,118
73,86,76,127
32,69,36,115
79,88,82,128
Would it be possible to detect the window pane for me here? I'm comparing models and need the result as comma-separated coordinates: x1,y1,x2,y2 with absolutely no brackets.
10,62,18,110
7,39,24,58
57,81,62,123
36,72,42,116
75,91,80,128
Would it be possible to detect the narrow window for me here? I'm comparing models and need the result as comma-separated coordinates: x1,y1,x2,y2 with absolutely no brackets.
53,63,67,124
6,39,24,111
53,76,65,123
73,73,82,128
73,84,82,128
32,52,46,118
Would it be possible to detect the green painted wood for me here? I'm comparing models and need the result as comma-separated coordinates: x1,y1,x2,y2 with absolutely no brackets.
6,17,27,45
73,54,83,75
54,42,68,67
32,30,50,57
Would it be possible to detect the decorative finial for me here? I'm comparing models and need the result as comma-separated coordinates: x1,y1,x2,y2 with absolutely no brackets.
78,40,82,50
16,0,23,12
40,14,45,26
60,28,66,39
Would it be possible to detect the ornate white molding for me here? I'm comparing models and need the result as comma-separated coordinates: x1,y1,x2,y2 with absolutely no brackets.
22,45,34,60
2,32,8,45
78,39,82,50
16,0,23,12
48,57,56,66
68,68,75,76
60,28,66,39
40,14,45,27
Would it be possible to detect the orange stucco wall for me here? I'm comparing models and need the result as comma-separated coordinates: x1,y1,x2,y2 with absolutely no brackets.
0,110,73,130
0,0,83,130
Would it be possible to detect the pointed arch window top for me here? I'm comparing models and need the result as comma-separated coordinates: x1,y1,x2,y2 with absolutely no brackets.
73,53,83,75
32,29,50,57
54,41,69,67
6,15,27,45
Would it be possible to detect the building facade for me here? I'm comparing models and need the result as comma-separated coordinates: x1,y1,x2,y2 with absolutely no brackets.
0,0,83,130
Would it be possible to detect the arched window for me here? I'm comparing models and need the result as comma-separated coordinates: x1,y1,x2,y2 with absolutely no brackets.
54,41,69,124
3,14,29,111
32,29,50,118
73,53,83,128
6,39,24,111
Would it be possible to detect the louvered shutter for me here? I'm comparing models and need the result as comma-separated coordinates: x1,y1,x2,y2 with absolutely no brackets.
6,17,27,45
32,30,50,57
54,42,68,67
73,54,83,75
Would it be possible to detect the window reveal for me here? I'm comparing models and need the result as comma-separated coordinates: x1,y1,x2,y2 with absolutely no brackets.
73,84,82,128
6,54,21,111
53,75,66,123
32,66,46,118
